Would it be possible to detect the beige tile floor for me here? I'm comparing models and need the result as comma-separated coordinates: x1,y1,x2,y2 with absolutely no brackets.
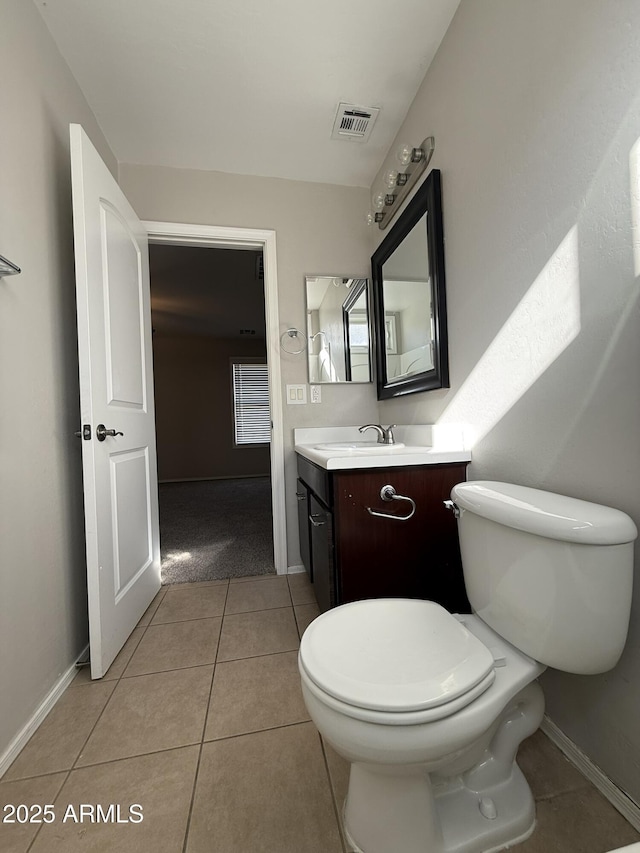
1,573,639,853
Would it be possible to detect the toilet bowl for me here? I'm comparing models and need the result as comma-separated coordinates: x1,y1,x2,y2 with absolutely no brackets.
298,481,637,853
300,600,545,853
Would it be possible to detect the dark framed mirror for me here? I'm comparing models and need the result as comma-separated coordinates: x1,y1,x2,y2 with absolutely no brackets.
371,169,449,399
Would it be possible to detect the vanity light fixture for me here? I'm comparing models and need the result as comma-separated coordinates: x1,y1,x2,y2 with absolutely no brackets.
0,253,21,277
368,136,435,230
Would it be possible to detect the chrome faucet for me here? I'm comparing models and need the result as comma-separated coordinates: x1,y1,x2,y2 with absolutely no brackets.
359,423,397,445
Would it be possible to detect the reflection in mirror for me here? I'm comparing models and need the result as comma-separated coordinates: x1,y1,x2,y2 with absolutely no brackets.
305,276,372,383
382,213,433,380
372,169,449,399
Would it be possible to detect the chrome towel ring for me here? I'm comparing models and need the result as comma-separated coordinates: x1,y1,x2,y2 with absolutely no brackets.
366,485,416,522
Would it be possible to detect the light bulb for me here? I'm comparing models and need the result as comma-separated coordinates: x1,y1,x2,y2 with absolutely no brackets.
384,169,399,188
365,210,374,226
372,192,386,212
397,143,413,167
397,143,425,166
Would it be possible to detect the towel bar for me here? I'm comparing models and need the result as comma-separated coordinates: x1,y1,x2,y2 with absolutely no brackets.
366,484,416,521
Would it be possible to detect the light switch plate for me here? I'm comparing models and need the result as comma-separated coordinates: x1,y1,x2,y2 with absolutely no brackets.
286,384,307,404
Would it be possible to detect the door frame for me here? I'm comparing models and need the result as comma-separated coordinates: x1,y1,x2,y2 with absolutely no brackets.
144,220,287,574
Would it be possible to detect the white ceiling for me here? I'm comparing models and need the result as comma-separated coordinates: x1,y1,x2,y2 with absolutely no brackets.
34,0,460,187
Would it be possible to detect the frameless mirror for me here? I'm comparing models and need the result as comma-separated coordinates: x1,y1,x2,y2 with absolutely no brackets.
305,276,372,383
372,169,449,399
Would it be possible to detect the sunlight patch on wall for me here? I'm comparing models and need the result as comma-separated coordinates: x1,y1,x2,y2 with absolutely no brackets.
630,137,640,277
436,226,581,448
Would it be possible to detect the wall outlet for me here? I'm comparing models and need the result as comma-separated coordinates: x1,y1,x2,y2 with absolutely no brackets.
286,384,307,404
310,385,321,404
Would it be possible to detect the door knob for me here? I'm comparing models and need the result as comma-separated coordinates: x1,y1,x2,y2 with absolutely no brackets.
96,424,124,442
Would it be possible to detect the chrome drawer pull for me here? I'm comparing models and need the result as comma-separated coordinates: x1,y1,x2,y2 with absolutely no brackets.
309,513,326,527
366,485,416,522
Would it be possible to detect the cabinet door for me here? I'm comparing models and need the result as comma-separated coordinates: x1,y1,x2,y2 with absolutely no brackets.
309,494,336,613
296,479,312,579
333,464,469,611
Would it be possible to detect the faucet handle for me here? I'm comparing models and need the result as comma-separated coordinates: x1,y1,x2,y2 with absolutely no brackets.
383,424,396,444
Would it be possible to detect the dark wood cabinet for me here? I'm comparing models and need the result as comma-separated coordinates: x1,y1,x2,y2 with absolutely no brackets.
296,455,470,614
308,493,335,613
295,478,312,581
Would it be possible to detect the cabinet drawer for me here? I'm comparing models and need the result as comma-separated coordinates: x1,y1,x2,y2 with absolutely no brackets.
297,455,332,507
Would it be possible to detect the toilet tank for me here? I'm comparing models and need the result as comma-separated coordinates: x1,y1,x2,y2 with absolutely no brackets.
450,481,637,674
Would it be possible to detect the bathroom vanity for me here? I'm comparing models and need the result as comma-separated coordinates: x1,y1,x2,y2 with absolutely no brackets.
295,428,471,613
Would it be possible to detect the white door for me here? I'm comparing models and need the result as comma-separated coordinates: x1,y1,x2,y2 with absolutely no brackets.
70,124,161,678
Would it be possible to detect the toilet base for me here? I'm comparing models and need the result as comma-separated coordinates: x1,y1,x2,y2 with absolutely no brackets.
343,761,536,853
433,762,536,853
342,683,544,853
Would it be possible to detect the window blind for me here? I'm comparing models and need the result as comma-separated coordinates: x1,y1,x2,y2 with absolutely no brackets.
232,362,271,445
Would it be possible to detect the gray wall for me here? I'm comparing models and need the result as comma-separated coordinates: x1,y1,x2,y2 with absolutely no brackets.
153,334,270,481
371,0,640,804
0,0,117,762
119,164,380,565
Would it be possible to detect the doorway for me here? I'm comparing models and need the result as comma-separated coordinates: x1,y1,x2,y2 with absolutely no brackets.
150,242,274,583
145,221,287,578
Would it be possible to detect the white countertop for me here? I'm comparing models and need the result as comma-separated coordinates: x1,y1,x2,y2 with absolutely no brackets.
294,426,471,471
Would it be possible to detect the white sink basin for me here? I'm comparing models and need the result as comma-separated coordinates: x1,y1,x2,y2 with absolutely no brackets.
314,441,406,453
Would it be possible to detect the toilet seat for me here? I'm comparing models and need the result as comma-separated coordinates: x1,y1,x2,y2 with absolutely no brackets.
299,599,496,721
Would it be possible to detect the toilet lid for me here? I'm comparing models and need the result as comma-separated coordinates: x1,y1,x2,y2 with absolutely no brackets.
299,599,495,713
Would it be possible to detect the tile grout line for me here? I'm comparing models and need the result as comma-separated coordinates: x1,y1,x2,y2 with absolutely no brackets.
286,575,296,609
24,768,71,853
7,586,306,779
12,585,314,852
10,716,317,783
57,588,167,773
67,617,153,773
7,743,201,781
121,659,222,680
149,603,296,628
203,717,313,746
181,575,230,853
318,733,350,853
19,600,160,852
3,604,158,784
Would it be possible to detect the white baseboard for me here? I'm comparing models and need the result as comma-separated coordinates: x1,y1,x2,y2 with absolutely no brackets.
0,645,89,779
541,716,640,832
286,564,306,575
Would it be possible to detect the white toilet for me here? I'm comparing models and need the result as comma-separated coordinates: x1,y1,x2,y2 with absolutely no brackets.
298,481,637,853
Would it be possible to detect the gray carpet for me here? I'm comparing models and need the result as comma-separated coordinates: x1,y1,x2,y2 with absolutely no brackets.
159,477,275,584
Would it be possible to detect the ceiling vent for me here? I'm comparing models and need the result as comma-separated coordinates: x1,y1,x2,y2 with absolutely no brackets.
331,103,380,143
